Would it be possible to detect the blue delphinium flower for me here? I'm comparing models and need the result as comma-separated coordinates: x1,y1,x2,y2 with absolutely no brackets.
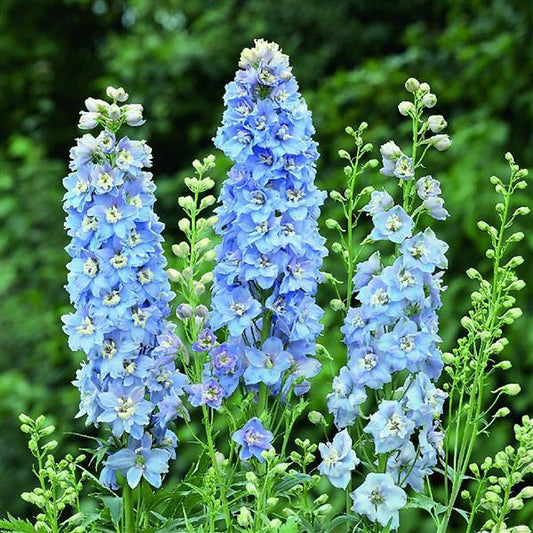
106,434,171,489
318,429,360,489
62,87,188,489
210,39,327,403
232,417,273,462
350,473,407,530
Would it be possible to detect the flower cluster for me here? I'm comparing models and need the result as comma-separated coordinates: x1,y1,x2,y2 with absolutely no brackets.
203,39,327,418
62,87,187,489
321,79,451,529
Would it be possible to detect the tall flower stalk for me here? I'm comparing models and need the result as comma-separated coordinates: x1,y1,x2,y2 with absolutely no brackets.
321,78,451,531
209,39,327,438
62,87,187,532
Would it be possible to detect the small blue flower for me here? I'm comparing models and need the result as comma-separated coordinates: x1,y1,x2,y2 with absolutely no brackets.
318,429,359,489
106,434,171,489
192,328,217,352
416,175,441,199
363,191,394,216
244,337,291,386
364,400,415,454
351,472,407,530
187,378,224,410
232,417,273,462
370,205,414,244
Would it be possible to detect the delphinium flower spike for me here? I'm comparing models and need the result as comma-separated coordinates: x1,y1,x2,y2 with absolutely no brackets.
208,39,327,454
320,78,451,530
62,87,188,492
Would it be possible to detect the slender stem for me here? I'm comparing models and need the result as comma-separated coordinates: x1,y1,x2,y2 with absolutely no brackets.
122,482,135,533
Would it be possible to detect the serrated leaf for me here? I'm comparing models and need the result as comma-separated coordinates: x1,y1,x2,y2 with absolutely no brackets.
0,515,37,533
101,495,123,526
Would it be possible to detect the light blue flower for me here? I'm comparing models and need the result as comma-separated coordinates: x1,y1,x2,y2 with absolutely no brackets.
350,472,407,530
106,434,171,489
232,417,273,462
318,429,359,489
370,205,414,244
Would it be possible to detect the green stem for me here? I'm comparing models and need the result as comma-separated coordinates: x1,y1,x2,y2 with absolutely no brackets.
122,482,135,533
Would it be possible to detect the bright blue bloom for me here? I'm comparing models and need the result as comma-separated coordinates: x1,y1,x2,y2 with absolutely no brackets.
327,366,367,429
370,205,414,244
210,286,262,337
318,429,359,489
211,39,327,402
62,89,187,489
350,473,407,530
244,337,291,386
192,328,217,352
207,341,244,396
97,384,152,439
105,434,171,489
187,378,224,410
364,400,415,454
232,417,273,462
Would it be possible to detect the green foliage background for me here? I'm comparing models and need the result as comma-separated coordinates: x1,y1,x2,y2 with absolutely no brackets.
0,0,531,529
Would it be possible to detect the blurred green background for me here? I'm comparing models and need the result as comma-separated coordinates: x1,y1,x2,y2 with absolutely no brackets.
1,0,531,529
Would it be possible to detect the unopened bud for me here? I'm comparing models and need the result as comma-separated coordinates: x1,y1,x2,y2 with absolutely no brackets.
422,93,437,108
404,77,420,93
427,115,447,133
398,101,415,116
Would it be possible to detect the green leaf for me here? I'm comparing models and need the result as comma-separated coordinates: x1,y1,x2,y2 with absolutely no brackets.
0,515,38,532
275,472,313,493
101,495,123,526
405,493,447,515
326,514,361,532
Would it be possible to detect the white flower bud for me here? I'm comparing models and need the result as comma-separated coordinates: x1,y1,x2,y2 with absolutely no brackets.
427,114,447,133
380,140,402,160
78,111,99,130
85,98,109,113
167,268,181,282
108,104,121,120
398,101,415,116
430,134,452,151
422,93,437,108
404,77,420,93
178,218,191,233
106,86,129,102
494,407,510,418
123,104,145,126
419,82,431,94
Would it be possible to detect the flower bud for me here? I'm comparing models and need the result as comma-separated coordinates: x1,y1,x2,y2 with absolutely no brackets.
176,303,193,319
123,104,145,126
501,384,521,396
330,190,344,202
237,507,253,526
494,407,510,418
338,149,351,159
380,141,402,159
422,93,437,108
167,268,181,282
106,86,129,102
495,360,512,370
427,115,447,133
404,77,420,93
196,305,209,318
430,134,452,151
172,242,189,258
330,299,344,311
85,98,108,113
398,101,415,116
78,111,99,130
308,411,326,425
178,218,191,233
108,104,121,120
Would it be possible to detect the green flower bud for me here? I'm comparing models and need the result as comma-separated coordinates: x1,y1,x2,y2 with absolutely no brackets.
178,218,191,233
308,411,326,425
167,268,181,282
237,507,253,526
419,82,431,94
338,149,351,160
404,77,420,93
330,299,344,311
330,190,344,202
494,407,510,418
501,384,521,396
